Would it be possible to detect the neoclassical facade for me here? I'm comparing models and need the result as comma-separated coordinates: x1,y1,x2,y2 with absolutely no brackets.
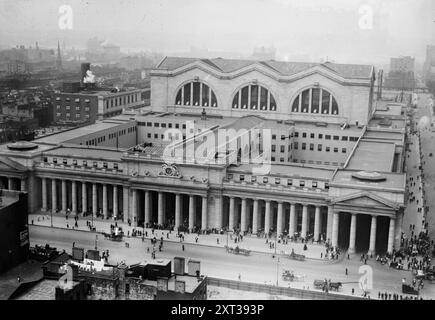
0,56,406,255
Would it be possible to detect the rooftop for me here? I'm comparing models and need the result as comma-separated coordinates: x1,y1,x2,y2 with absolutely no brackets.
156,56,374,79
346,140,396,172
332,169,406,191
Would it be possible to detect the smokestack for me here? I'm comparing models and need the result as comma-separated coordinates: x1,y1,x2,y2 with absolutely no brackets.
80,62,91,86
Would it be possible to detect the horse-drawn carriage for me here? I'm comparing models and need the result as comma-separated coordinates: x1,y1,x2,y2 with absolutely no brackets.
282,270,306,282
402,283,419,295
225,245,251,256
102,226,124,241
313,280,342,291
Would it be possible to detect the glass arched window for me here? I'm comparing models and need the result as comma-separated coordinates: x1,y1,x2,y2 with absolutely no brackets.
291,87,339,115
232,84,276,111
175,81,217,107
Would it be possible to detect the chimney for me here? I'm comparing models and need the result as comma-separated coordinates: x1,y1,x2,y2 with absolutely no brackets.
80,62,91,86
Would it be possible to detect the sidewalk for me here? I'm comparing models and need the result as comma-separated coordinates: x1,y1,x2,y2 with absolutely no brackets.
29,212,333,261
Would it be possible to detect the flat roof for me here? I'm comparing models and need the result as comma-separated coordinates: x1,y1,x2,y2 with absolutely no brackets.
346,140,395,172
364,130,404,142
43,146,123,161
332,169,405,190
228,163,335,180
33,121,130,145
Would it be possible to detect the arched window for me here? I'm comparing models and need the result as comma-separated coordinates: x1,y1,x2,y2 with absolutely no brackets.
291,87,339,115
232,84,276,111
175,81,218,107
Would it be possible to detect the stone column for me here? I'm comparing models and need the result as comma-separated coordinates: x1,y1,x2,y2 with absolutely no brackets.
277,201,284,235
92,183,97,217
331,212,339,247
301,204,308,238
349,213,357,253
123,186,129,222
132,189,137,226
252,199,259,233
387,217,395,254
368,215,377,255
201,196,208,230
102,184,108,219
158,192,164,225
265,200,271,234
175,193,182,230
113,185,118,219
61,180,67,213
289,203,296,237
8,177,13,190
20,179,26,192
188,195,195,231
71,181,77,215
41,177,47,212
51,179,57,213
241,198,247,232
144,190,151,225
215,195,223,229
326,206,333,243
314,206,321,241
228,197,235,231
82,182,87,215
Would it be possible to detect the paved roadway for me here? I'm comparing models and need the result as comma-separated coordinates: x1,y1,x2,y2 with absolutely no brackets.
29,225,435,299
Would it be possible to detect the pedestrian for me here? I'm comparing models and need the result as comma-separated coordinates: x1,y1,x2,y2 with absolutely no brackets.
238,273,241,281
345,268,348,275
182,244,185,251
352,288,354,295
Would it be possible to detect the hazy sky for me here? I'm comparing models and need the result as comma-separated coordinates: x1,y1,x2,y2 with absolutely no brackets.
0,0,434,65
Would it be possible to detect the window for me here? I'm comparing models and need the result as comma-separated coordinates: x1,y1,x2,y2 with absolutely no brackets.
93,161,98,167
325,182,329,189
325,135,331,140
302,132,307,138
175,81,217,107
251,176,257,183
103,162,108,168
294,142,298,150
43,157,48,162
326,147,330,152
342,148,347,153
309,143,314,151
53,158,57,164
62,158,67,165
318,144,322,151
342,136,348,141
227,174,233,180
263,177,269,183
287,179,293,186
318,134,323,139
232,84,276,111
154,134,158,139
147,122,152,127
281,135,286,141
240,175,245,181
83,160,87,167
310,133,315,139
294,132,299,138
147,133,151,138
154,123,159,127
280,157,284,162
275,178,281,184
272,134,276,140
334,147,338,153
280,145,285,153
161,123,166,128
302,143,306,150
333,135,339,141
299,180,305,187
271,145,276,152
292,87,339,115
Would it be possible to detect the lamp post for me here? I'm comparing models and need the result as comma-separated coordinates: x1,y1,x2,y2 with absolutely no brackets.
276,257,280,286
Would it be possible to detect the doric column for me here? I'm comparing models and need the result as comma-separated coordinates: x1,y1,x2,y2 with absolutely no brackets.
51,179,57,213
215,195,223,229
277,201,284,235
252,199,259,233
301,204,308,238
144,190,151,225
82,182,87,215
20,179,26,191
61,180,67,213
92,183,97,217
201,196,208,230
8,177,13,190
289,203,296,237
175,193,182,230
113,185,118,218
387,217,396,254
102,184,108,218
265,200,271,234
241,198,247,232
349,213,357,253
188,195,195,230
326,206,333,243
395,211,403,249
123,186,129,222
331,212,339,247
158,192,164,225
314,206,321,241
71,181,77,215
41,177,47,212
132,189,137,225
229,196,235,231
368,215,377,255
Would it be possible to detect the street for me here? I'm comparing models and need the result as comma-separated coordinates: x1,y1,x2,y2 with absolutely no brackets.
29,225,435,299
